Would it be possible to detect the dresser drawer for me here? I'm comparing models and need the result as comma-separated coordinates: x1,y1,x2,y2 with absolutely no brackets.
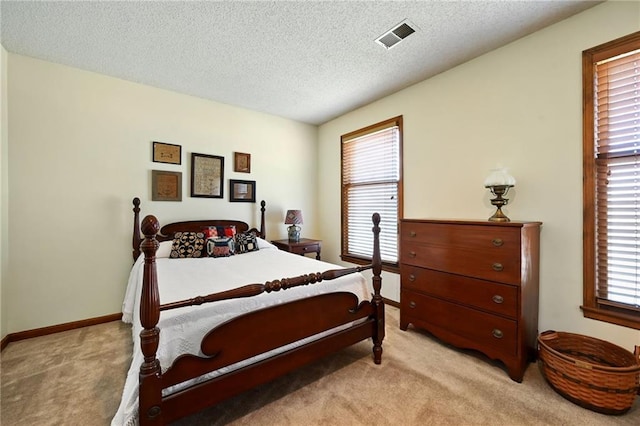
401,290,518,356
401,265,518,318
400,221,521,252
289,243,320,255
401,241,521,284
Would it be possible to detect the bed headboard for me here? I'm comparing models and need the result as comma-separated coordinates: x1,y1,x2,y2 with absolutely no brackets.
132,198,266,261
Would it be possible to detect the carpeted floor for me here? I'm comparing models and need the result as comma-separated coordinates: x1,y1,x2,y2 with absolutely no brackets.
1,306,639,425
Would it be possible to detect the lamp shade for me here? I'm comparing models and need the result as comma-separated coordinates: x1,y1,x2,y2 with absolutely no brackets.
484,168,516,187
285,210,303,225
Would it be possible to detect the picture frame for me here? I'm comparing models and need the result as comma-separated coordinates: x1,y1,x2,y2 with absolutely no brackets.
191,153,224,198
151,170,182,201
234,152,251,173
152,141,182,165
229,179,256,203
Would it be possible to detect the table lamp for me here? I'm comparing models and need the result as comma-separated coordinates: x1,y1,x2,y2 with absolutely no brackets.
285,210,303,242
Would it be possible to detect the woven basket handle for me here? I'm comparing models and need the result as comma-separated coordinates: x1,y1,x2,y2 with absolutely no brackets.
538,330,558,341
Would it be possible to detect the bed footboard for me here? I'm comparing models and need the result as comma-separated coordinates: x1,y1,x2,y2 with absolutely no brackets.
163,316,377,423
162,292,373,388
134,200,383,425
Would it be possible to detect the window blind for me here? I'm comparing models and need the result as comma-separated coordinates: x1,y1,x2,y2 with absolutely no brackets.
342,123,400,264
594,48,640,310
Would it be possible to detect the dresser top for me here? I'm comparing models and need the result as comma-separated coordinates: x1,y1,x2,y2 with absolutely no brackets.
401,218,542,227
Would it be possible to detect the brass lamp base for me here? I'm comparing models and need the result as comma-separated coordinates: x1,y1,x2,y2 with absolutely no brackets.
488,206,511,222
486,184,513,222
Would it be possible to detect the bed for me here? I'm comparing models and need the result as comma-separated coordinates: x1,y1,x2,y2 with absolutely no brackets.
113,198,384,425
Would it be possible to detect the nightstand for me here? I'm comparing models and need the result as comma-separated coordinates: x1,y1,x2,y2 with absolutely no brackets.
271,238,321,260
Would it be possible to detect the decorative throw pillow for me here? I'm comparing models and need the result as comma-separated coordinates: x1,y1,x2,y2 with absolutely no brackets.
170,232,205,258
235,232,259,254
202,227,218,239
207,237,235,257
202,225,237,239
220,225,237,237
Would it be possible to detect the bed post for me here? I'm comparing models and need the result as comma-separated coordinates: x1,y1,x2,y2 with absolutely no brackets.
139,215,163,425
259,200,266,239
371,213,384,364
133,197,142,261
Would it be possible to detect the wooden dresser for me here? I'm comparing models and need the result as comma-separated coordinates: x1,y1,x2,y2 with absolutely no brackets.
399,219,541,382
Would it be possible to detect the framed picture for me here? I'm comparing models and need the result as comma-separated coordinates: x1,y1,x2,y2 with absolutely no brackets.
151,170,182,201
234,152,251,173
191,153,224,198
229,179,256,202
152,141,181,165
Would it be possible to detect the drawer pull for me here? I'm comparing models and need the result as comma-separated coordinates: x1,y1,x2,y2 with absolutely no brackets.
409,251,417,258
492,295,504,304
492,263,504,272
492,238,504,247
409,301,416,309
492,329,504,339
408,274,416,282
409,231,417,237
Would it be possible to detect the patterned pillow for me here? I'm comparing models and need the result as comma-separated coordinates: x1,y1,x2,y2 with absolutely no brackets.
202,225,237,239
170,232,205,258
235,232,260,254
207,237,235,257
202,227,217,239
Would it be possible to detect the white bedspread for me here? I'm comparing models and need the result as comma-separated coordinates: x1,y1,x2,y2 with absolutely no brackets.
112,243,370,426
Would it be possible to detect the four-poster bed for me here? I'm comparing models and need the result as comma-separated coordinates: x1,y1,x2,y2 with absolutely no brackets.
113,198,385,425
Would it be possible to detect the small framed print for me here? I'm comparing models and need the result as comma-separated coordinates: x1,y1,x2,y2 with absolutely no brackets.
151,170,182,201
234,152,251,173
191,153,224,198
152,141,182,165
229,179,256,202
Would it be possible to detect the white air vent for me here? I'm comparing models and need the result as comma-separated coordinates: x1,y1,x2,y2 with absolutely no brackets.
375,20,416,50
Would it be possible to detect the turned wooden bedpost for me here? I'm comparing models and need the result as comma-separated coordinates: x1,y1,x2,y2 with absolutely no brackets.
371,213,384,364
139,215,163,425
259,200,266,239
133,197,142,261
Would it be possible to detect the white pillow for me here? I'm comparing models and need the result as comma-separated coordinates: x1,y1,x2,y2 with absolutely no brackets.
156,240,173,258
256,237,277,250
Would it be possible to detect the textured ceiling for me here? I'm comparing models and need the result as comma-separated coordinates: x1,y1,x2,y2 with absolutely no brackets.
0,1,601,125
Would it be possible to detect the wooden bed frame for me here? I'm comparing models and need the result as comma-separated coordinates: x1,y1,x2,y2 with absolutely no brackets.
131,198,385,425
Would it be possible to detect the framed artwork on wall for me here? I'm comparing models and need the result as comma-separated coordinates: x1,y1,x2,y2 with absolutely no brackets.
152,141,182,165
191,153,224,198
151,170,182,201
234,152,251,173
229,179,256,202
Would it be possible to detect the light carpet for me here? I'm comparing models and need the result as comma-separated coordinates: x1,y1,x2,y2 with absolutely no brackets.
2,307,638,425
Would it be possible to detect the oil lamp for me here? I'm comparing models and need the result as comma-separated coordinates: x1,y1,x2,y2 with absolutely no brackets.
484,168,516,222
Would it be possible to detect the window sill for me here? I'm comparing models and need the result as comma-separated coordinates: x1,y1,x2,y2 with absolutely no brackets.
580,305,640,330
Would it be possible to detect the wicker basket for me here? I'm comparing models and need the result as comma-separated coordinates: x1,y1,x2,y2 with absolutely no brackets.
537,330,640,415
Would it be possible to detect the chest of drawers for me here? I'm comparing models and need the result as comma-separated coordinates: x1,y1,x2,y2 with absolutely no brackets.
399,219,541,382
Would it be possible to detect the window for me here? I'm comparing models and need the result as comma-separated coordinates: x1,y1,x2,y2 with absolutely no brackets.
582,31,640,330
341,116,403,271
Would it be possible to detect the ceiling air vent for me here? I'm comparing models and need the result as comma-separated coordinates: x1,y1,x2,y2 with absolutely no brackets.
375,20,416,50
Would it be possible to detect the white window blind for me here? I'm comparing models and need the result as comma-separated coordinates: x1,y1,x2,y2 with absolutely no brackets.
342,120,401,264
594,48,640,310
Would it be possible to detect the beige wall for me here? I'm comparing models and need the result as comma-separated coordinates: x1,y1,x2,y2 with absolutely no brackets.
3,2,639,350
1,45,7,341
5,54,318,333
318,1,640,348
